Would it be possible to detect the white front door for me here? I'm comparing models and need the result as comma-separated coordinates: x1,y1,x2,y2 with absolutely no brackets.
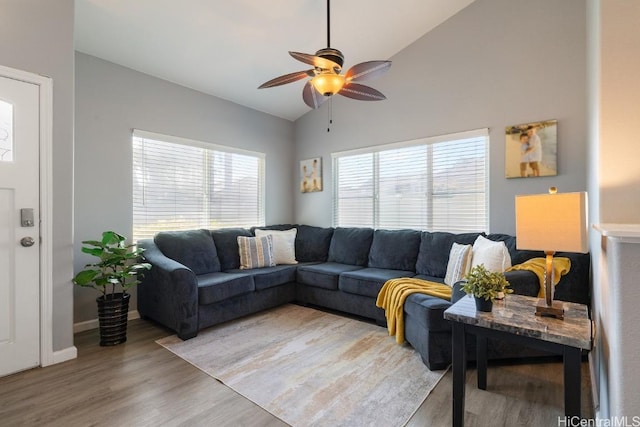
0,74,41,376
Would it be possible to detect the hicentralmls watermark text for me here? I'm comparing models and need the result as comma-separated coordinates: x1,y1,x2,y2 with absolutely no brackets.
558,416,640,427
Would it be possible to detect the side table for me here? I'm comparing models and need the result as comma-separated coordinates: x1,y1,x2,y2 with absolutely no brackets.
443,294,591,427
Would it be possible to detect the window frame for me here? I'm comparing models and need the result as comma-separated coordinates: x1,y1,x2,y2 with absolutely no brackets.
132,129,265,241
331,128,489,232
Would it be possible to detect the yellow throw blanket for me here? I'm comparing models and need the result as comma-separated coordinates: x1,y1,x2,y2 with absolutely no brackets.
376,278,452,344
506,257,571,298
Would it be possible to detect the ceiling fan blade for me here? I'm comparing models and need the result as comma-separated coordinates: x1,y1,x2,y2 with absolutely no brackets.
290,51,340,71
303,81,328,109
345,61,392,82
338,83,386,101
258,70,314,89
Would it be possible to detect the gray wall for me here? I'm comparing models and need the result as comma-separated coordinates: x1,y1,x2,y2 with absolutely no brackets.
293,0,587,234
74,52,295,323
587,0,640,418
1,0,75,352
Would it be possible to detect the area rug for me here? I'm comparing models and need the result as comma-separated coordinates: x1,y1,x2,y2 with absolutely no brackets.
157,304,447,427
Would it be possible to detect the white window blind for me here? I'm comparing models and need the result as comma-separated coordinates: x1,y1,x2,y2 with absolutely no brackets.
333,129,488,232
132,130,265,241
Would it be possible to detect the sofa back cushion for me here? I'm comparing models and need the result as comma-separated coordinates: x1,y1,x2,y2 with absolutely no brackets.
154,229,221,275
368,229,421,271
486,233,591,305
327,227,374,266
416,231,484,277
295,225,334,262
250,224,297,233
211,228,253,271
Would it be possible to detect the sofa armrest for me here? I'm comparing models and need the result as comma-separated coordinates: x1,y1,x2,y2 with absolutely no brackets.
451,270,539,303
137,239,199,339
451,281,467,304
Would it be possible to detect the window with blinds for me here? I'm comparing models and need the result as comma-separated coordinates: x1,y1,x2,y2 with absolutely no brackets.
332,129,488,232
132,130,265,241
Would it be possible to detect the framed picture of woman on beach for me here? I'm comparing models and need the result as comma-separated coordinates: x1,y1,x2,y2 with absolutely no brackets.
505,119,557,178
300,157,322,192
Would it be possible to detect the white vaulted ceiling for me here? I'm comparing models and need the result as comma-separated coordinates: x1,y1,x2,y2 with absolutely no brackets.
75,0,475,121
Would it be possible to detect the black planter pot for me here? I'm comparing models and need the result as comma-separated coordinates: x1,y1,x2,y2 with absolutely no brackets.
97,292,130,346
474,296,493,312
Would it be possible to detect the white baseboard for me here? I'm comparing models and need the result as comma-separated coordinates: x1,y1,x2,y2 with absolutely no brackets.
73,310,140,334
47,346,77,366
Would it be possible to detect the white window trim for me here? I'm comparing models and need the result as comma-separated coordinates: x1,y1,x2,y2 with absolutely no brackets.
132,129,266,239
332,128,489,231
133,129,266,160
331,128,489,158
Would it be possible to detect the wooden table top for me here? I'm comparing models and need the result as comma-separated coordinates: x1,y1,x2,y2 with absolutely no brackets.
444,294,592,350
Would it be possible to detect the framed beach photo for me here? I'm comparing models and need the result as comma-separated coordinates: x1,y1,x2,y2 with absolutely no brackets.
505,119,557,178
300,157,322,193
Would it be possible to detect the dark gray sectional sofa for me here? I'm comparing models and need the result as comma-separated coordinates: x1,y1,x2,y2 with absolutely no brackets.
137,224,590,370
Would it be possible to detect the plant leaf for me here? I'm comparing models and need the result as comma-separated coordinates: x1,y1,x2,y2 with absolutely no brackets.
72,269,99,286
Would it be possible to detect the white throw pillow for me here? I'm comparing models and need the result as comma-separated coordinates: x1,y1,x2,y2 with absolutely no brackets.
471,235,512,272
444,243,473,286
254,228,298,265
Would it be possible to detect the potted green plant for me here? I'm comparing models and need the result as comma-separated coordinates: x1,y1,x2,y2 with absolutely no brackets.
73,231,151,346
460,264,512,312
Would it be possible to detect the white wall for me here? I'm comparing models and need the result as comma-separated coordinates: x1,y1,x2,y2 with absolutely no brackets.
588,0,640,418
74,53,295,323
293,0,588,234
0,0,75,352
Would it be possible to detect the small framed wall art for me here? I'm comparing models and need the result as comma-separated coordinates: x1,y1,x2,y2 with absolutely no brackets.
505,119,557,178
300,157,322,193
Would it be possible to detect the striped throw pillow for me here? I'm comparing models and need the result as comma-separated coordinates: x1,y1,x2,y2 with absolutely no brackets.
238,235,276,269
444,243,473,286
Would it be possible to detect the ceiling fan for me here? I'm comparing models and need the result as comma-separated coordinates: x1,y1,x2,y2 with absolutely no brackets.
258,0,392,110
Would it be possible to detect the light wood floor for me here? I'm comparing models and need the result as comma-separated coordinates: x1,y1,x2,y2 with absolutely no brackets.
0,318,593,427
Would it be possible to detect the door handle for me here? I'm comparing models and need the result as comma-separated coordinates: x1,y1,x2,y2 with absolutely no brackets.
20,237,35,247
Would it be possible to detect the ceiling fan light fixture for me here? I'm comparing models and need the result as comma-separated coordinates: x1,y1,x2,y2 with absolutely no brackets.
258,0,390,111
310,73,345,96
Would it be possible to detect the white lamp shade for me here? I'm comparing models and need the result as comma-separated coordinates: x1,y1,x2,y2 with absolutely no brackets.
515,191,589,253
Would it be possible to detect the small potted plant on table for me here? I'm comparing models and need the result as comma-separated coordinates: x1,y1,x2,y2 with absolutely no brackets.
73,231,151,346
461,264,512,312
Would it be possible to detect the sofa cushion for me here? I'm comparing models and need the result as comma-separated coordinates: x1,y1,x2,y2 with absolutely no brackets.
415,231,484,278
154,229,220,275
327,227,374,266
227,265,297,291
197,272,255,305
211,228,252,271
255,228,298,265
250,224,297,233
338,267,415,298
549,252,591,305
295,225,334,262
296,262,363,290
368,229,421,271
404,293,453,332
414,274,446,283
237,235,276,269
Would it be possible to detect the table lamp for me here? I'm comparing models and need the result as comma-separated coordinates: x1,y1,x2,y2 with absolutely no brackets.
514,188,588,319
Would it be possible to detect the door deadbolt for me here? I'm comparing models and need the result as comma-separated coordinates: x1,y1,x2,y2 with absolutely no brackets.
21,208,35,227
20,237,35,247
